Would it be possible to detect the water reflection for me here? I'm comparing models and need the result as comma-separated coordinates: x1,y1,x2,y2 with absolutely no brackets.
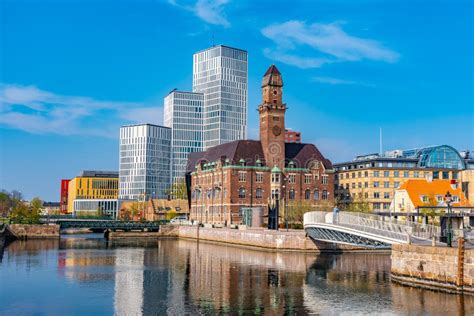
1,236,473,315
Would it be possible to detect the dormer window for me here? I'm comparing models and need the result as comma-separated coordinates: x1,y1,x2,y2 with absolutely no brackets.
239,158,246,166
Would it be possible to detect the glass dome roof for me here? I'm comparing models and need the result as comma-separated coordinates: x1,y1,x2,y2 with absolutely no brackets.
416,145,465,169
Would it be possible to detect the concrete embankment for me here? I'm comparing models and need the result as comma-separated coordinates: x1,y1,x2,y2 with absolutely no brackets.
118,225,367,252
7,224,60,239
391,242,474,295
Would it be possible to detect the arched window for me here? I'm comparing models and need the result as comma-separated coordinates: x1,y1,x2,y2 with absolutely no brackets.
314,190,319,200
238,187,246,199
305,189,311,200
289,189,295,200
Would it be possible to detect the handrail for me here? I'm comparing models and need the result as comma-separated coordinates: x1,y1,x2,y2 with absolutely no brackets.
304,211,441,242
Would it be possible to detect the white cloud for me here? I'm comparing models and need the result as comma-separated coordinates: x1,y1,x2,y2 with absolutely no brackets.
169,0,230,27
0,84,163,137
261,20,399,68
312,76,375,87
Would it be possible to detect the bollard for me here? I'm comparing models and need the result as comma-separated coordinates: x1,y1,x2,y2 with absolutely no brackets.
431,236,436,247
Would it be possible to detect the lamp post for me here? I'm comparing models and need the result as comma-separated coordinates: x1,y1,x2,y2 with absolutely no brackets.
444,191,453,247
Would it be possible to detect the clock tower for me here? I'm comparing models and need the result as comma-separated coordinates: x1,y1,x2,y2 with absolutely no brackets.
258,65,286,168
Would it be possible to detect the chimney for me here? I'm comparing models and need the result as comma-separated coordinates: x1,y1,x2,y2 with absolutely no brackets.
450,179,457,190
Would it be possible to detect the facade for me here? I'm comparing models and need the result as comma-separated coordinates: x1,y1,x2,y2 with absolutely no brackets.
73,199,119,218
164,90,204,186
392,179,471,213
60,179,70,214
285,129,301,143
67,170,119,214
193,45,248,149
41,202,60,216
334,145,474,212
459,170,474,205
145,198,189,221
119,124,172,201
187,65,334,225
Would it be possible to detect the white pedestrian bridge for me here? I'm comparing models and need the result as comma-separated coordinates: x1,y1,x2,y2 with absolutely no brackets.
304,211,448,249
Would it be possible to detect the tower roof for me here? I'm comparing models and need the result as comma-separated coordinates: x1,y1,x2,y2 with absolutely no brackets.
262,64,283,87
264,64,281,76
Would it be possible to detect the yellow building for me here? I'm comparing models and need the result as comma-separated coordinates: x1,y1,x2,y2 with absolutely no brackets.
67,171,119,213
334,145,473,212
459,169,474,205
392,179,471,213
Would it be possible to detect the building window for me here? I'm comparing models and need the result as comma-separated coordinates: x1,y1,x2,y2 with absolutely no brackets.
364,192,369,198
304,175,311,184
373,203,381,210
442,171,449,179
384,181,390,188
384,171,390,177
322,190,328,200
322,175,328,185
384,192,390,199
289,189,296,200
238,188,246,199
373,181,379,188
364,171,368,177
256,173,263,183
420,195,429,203
373,171,379,177
452,196,459,203
272,173,280,183
256,188,263,199
394,171,399,177
383,203,390,210
394,181,400,188
364,182,369,188
305,189,311,200
238,171,247,182
452,172,458,180
314,190,319,200
288,174,296,184
436,195,443,202
271,189,280,200
404,171,409,178
374,192,380,198
414,171,419,178
433,171,439,179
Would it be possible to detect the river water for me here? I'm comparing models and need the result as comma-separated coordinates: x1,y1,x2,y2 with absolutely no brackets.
0,234,472,315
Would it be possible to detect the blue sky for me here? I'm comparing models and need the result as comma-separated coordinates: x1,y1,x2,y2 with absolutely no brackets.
0,0,473,201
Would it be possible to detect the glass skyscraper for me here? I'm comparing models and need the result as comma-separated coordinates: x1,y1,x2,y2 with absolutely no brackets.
193,45,248,149
119,124,171,200
164,90,204,185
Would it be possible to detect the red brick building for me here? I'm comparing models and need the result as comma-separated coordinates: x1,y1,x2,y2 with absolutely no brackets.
187,65,335,225
59,179,70,214
285,129,301,143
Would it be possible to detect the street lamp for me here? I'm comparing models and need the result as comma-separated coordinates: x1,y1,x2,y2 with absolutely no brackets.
444,191,453,247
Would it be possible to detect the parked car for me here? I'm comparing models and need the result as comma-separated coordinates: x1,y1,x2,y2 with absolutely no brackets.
170,215,188,225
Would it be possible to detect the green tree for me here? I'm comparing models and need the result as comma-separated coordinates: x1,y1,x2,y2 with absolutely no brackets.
166,180,188,200
286,200,314,229
343,191,371,213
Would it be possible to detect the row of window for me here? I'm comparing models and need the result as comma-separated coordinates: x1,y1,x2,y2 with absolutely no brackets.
337,170,458,180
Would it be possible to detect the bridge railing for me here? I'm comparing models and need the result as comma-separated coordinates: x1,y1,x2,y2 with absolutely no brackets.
304,211,441,242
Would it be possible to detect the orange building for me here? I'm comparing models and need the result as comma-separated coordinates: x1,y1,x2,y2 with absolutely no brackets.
392,179,471,213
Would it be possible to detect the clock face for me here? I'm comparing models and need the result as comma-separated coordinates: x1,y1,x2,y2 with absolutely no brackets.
273,89,278,96
272,125,282,136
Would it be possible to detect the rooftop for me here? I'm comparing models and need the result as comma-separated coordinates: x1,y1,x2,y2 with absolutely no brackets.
78,170,119,178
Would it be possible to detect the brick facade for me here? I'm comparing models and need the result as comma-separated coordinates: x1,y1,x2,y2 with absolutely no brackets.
187,65,334,225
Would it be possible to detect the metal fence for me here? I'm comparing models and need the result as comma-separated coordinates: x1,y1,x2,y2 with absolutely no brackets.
304,211,441,243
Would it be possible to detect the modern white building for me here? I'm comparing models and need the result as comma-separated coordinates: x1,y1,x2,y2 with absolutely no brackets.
119,124,171,201
164,90,204,185
193,45,248,149
72,199,119,218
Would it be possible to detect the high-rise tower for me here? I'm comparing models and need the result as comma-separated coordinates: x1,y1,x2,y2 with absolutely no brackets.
193,45,248,149
258,65,286,169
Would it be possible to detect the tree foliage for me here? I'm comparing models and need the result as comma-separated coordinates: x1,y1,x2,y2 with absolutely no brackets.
166,179,188,200
286,200,314,229
9,197,42,224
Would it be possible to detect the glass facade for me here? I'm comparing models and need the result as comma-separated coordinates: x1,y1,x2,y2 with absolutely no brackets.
416,145,465,169
73,199,118,218
119,124,171,200
193,45,248,149
164,90,204,185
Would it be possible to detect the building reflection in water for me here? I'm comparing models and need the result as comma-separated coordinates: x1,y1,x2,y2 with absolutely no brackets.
2,237,473,315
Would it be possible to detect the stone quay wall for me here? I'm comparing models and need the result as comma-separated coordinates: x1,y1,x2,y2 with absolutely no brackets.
175,226,366,252
391,242,474,295
7,224,60,239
